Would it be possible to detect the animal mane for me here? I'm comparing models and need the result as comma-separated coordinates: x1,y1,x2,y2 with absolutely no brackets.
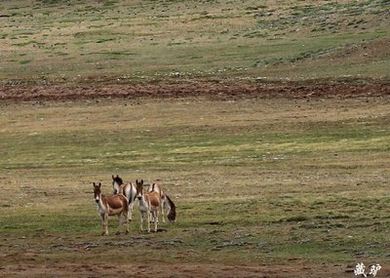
113,176,124,185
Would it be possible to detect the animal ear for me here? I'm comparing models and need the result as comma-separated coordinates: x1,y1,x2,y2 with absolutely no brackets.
112,175,115,180
98,182,102,188
92,182,96,187
141,179,144,185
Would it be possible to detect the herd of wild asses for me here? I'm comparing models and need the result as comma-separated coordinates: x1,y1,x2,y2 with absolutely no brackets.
93,175,176,235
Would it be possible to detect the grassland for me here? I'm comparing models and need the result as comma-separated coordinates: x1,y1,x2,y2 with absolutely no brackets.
0,97,389,276
0,0,389,83
0,0,389,277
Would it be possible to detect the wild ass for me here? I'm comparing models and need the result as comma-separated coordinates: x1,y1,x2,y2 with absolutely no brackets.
135,179,161,232
93,182,129,235
147,180,176,223
112,175,137,222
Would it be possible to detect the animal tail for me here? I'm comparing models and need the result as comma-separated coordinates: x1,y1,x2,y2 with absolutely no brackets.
122,195,129,214
165,194,176,223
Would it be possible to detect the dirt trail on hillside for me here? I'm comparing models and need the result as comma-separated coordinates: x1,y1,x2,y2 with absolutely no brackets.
0,80,389,101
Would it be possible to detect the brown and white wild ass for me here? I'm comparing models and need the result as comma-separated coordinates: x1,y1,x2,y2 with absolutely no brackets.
147,180,176,223
135,179,162,232
93,182,129,235
112,175,137,222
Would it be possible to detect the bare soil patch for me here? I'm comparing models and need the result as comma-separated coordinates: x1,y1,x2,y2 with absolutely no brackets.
0,80,389,102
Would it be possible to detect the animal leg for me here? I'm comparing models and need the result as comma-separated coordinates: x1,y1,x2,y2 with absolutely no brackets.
140,212,145,232
128,201,135,221
123,212,129,234
125,216,129,234
116,215,122,235
105,214,109,236
154,210,158,232
149,211,157,224
160,197,166,223
100,214,105,236
147,210,151,233
102,214,109,236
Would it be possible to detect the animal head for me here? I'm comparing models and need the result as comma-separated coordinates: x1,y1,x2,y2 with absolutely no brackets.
135,179,144,200
112,174,123,194
93,182,102,203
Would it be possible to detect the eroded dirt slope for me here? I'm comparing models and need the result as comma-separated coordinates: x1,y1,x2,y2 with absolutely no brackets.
1,80,389,102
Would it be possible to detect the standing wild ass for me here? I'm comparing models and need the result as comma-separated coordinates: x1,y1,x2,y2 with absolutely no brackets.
112,175,137,222
147,180,176,223
93,182,129,235
135,179,162,232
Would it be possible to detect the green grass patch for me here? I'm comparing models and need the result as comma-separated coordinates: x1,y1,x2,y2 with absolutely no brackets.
0,0,388,82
